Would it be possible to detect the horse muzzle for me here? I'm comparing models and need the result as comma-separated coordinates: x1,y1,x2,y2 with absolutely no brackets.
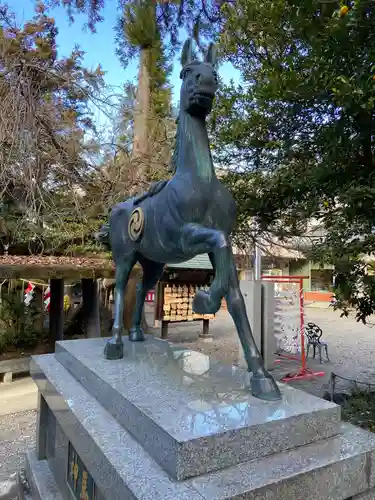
187,91,214,116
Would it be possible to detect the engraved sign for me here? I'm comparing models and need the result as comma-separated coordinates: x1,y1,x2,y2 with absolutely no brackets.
67,442,96,500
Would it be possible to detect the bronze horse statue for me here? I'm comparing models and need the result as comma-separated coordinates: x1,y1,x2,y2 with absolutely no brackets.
97,39,281,401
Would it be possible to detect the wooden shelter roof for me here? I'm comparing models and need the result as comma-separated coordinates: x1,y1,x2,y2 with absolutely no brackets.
167,254,213,270
0,255,115,280
0,253,216,282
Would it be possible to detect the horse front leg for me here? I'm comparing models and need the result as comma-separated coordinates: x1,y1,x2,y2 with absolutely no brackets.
181,223,231,314
225,250,282,401
104,257,136,360
129,258,165,341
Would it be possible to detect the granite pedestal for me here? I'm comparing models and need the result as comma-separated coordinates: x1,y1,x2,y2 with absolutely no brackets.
25,336,375,500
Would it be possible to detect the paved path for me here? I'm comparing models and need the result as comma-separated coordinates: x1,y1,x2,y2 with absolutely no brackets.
0,377,38,416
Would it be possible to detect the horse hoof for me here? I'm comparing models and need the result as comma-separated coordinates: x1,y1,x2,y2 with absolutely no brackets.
104,340,124,360
193,290,221,314
250,371,282,401
129,327,145,342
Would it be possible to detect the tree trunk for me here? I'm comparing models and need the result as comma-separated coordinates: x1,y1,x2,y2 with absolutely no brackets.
123,273,148,332
133,47,151,163
125,45,153,328
102,268,148,334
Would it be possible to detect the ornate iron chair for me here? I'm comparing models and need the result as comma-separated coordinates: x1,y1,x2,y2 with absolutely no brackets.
305,322,330,363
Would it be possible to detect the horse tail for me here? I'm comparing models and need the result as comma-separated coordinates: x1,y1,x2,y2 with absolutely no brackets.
94,223,111,250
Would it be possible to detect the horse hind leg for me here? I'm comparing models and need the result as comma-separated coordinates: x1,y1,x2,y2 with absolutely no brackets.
129,257,165,342
224,251,282,401
104,255,136,360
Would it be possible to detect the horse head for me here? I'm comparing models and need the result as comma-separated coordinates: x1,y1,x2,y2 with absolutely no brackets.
179,38,218,119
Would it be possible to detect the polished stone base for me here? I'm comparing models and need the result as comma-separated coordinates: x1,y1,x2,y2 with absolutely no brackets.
26,337,375,500
25,451,63,500
351,490,375,500
54,337,340,480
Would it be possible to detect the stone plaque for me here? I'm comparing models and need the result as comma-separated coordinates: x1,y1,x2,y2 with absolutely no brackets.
67,442,96,500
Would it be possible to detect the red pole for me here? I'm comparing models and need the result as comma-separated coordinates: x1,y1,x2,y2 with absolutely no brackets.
268,275,325,382
299,277,306,371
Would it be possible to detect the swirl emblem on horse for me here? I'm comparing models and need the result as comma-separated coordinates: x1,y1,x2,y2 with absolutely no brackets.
97,38,281,401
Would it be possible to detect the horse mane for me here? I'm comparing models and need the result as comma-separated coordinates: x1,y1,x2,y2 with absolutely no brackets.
170,115,180,175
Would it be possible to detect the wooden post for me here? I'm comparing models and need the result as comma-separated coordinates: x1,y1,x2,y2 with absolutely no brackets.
161,320,169,339
81,278,100,338
199,318,212,339
153,282,160,327
202,318,210,336
49,278,64,348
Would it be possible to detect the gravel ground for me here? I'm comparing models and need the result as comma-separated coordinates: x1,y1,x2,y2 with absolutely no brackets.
164,306,375,395
2,306,375,484
304,307,375,392
0,410,36,482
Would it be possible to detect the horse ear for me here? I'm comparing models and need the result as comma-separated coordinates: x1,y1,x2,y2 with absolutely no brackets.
181,38,193,67
204,43,217,66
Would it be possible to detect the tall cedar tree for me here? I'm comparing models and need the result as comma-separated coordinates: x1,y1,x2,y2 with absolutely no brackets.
44,0,230,190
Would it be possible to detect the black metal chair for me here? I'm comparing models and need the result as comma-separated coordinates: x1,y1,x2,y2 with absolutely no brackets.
305,322,330,363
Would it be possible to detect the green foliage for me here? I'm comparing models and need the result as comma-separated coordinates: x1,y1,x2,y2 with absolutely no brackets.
0,290,45,352
45,0,229,67
117,1,174,124
212,0,375,321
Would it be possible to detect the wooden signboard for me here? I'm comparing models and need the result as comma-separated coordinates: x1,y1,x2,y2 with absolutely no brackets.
154,271,215,339
162,284,215,323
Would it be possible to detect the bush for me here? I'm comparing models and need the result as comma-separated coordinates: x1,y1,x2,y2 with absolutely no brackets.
0,289,46,352
340,390,375,433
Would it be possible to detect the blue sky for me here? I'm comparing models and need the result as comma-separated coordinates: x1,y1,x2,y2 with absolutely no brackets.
11,0,240,113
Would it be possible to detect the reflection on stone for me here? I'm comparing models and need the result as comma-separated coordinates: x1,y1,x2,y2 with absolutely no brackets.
175,350,210,376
